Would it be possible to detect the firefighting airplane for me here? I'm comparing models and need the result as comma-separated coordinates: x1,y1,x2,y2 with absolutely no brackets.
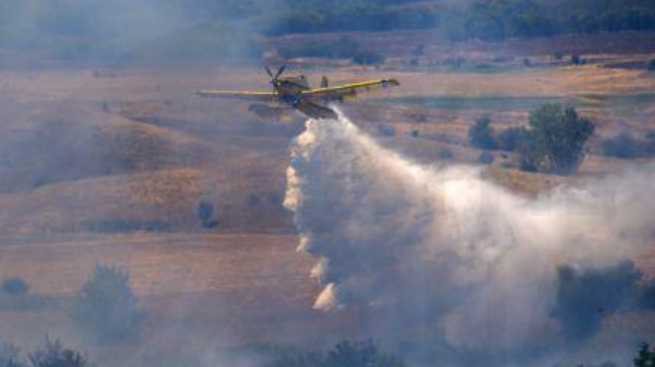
195,66,399,120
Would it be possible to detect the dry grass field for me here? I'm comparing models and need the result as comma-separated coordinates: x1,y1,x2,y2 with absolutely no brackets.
1,30,655,362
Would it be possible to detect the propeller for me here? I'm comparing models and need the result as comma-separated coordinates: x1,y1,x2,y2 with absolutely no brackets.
266,65,286,90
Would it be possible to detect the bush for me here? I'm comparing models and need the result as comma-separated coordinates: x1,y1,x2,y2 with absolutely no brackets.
496,127,524,151
1,278,29,297
29,337,90,367
276,37,360,59
263,340,405,367
648,59,655,71
70,264,145,344
352,50,386,65
197,201,219,229
0,340,22,367
478,151,495,165
571,54,585,65
634,344,655,367
377,125,396,137
468,115,497,150
438,149,454,160
602,132,642,159
553,261,641,341
518,104,594,174
324,340,405,367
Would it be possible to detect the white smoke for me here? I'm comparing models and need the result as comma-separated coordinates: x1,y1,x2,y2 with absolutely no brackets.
284,112,655,353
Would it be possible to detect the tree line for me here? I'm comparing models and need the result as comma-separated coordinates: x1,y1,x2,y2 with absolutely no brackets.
265,0,655,40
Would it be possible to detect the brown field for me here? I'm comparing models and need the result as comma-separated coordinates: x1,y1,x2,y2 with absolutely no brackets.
1,30,655,361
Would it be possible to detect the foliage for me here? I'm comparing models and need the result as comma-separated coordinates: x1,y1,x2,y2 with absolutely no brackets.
0,340,23,367
553,261,641,341
649,59,655,71
518,104,594,174
70,264,144,344
377,125,396,137
197,201,219,229
29,337,90,367
634,344,655,367
468,115,497,150
1,278,29,297
602,132,641,159
264,3,438,35
439,149,454,160
478,151,495,165
276,37,359,59
352,50,386,66
324,341,405,367
602,131,655,159
496,127,524,151
263,340,405,367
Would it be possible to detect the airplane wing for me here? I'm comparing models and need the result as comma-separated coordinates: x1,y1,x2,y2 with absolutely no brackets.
300,79,399,101
195,89,277,102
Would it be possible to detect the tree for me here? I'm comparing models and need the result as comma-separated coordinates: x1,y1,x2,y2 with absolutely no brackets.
478,151,495,165
1,278,29,297
70,265,145,344
634,343,655,367
0,339,23,367
468,115,497,149
197,201,218,229
648,59,655,72
496,127,524,151
602,132,642,159
29,337,90,367
553,261,641,341
519,104,594,174
352,50,385,65
324,341,405,367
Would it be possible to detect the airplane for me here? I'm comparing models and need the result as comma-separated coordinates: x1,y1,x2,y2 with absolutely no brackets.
195,66,399,120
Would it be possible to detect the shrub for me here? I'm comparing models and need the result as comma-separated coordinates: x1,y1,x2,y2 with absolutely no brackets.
438,149,454,160
571,54,584,65
648,59,655,71
634,344,655,367
496,127,524,151
276,37,360,59
70,264,145,344
324,340,405,367
553,261,641,341
0,340,23,367
377,125,396,137
478,151,495,165
352,50,386,65
518,104,594,174
1,278,29,297
262,340,405,367
602,132,642,159
468,115,497,150
29,337,90,367
197,201,219,229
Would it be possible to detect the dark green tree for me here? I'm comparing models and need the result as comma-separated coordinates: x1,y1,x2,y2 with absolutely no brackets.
29,337,90,367
70,265,145,344
519,104,594,174
634,343,655,367
468,115,497,150
1,278,29,297
0,339,23,367
324,341,405,367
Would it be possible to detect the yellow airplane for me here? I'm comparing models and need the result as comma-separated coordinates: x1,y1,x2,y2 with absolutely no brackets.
195,66,400,120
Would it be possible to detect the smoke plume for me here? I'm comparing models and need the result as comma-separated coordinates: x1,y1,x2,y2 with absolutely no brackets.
284,112,655,355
